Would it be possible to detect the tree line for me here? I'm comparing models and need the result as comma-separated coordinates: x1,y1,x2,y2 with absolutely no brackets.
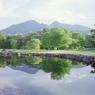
0,27,95,49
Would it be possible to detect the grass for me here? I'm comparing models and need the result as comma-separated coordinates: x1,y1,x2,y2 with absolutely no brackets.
0,49,95,56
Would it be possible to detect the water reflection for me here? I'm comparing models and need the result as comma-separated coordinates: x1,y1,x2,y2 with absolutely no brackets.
0,56,95,79
0,56,84,80
0,56,95,95
40,58,82,80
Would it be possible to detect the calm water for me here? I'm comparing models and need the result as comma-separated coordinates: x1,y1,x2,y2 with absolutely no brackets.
0,56,95,95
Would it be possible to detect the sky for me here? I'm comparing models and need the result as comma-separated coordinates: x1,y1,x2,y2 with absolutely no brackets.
0,0,95,30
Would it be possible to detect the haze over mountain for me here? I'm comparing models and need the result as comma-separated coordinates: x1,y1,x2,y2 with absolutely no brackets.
0,20,91,35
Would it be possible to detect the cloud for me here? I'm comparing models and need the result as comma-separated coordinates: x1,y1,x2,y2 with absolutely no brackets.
64,79,73,84
63,10,73,15
78,14,87,19
0,0,94,29
0,0,30,17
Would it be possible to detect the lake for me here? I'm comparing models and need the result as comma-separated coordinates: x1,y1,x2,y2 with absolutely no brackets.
0,56,95,95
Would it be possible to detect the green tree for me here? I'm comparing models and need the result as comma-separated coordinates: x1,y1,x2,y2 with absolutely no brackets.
71,32,86,48
5,34,12,49
25,39,41,49
11,34,24,49
41,27,72,49
0,32,6,49
85,34,94,48
11,39,17,49
23,32,38,44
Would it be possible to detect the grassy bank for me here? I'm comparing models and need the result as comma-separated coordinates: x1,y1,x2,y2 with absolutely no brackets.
0,49,95,56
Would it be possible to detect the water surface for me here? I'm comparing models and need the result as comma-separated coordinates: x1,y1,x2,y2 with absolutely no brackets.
0,56,95,95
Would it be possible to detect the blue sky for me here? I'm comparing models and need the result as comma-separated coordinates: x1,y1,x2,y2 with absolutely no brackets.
0,0,95,30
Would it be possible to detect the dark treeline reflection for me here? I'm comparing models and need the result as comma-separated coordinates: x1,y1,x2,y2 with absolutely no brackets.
0,56,87,80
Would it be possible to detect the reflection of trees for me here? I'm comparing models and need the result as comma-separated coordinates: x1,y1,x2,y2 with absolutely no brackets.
72,61,82,66
0,57,6,68
40,58,73,80
7,56,23,67
91,63,95,69
25,56,42,64
0,56,42,69
40,58,83,80
90,62,95,74
0,56,24,67
0,56,83,80
25,56,42,69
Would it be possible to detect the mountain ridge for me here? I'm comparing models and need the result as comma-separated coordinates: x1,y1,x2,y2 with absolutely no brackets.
0,20,91,35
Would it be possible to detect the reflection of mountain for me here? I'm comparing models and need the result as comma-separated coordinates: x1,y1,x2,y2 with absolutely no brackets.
10,64,39,74
73,65,86,69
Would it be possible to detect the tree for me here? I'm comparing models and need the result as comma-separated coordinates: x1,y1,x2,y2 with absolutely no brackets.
42,27,50,33
23,32,38,44
69,39,80,49
38,27,50,35
11,39,17,49
0,32,6,49
25,39,41,49
91,29,95,33
41,27,72,49
5,34,12,49
11,34,24,49
85,34,94,48
71,32,86,48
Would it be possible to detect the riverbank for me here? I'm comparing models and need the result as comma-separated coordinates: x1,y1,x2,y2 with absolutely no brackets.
0,49,95,56
0,52,95,65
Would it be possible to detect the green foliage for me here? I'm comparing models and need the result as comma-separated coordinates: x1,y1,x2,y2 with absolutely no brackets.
41,27,72,49
11,39,17,49
72,61,82,66
0,56,23,67
25,39,41,49
40,58,72,80
85,34,94,48
23,32,39,44
25,56,42,64
0,32,6,49
91,29,95,33
38,27,50,35
5,34,12,49
69,39,79,49
70,32,86,48
11,34,24,49
0,27,94,49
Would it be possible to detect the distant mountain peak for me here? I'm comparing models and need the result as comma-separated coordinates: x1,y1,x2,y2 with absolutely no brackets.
51,21,63,24
0,20,91,35
24,20,39,24
50,21,64,27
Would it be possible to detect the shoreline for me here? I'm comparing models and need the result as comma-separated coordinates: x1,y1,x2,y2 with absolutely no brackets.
0,52,95,64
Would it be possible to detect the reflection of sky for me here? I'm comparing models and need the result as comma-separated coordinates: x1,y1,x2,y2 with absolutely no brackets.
0,66,95,95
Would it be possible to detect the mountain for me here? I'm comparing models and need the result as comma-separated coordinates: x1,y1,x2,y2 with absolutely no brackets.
0,20,91,35
49,21,91,34
0,20,47,35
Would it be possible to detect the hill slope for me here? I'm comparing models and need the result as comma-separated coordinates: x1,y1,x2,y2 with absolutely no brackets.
49,21,91,34
0,20,91,35
0,20,47,35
